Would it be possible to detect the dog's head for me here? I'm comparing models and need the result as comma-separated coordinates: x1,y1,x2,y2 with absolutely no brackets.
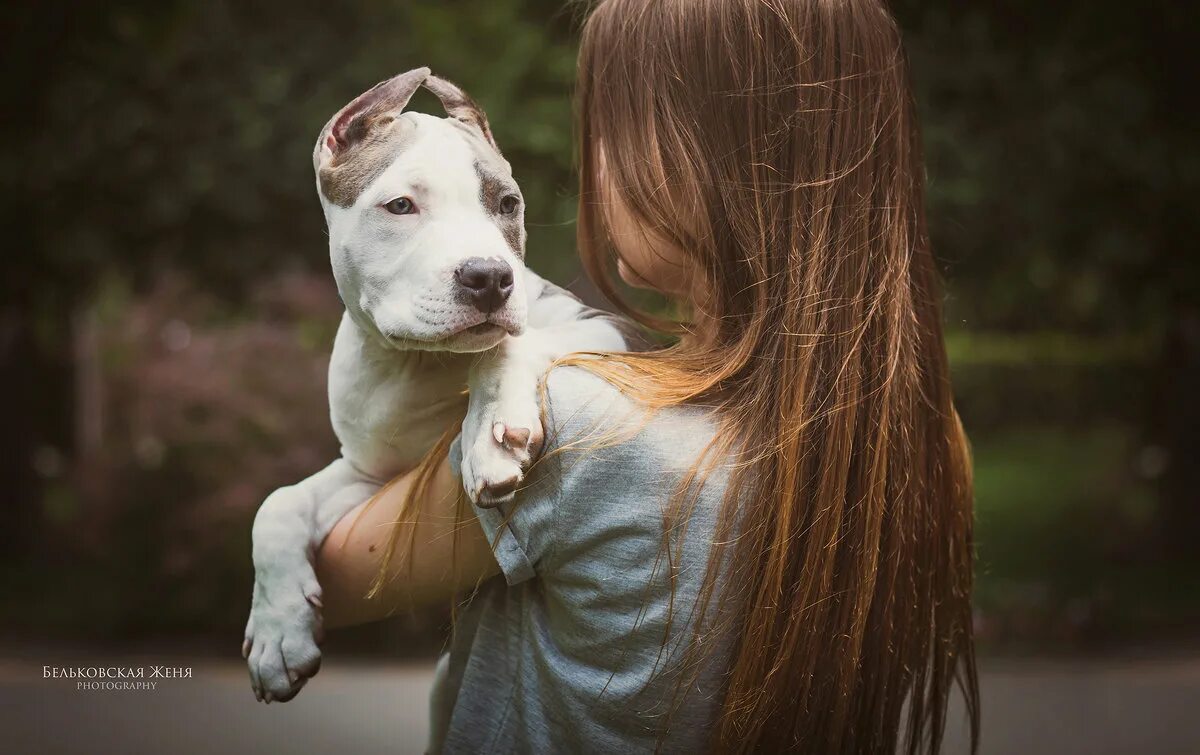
313,67,527,353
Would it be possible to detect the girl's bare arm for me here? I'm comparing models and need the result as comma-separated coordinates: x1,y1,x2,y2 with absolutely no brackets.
315,455,500,629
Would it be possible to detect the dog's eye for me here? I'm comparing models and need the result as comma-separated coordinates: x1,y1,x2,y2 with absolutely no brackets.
499,194,521,215
384,197,417,215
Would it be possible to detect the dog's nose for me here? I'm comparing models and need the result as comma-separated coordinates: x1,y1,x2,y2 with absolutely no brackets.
454,257,514,313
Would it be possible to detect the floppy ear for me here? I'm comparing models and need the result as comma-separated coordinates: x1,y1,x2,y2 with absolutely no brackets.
423,74,500,152
317,67,430,166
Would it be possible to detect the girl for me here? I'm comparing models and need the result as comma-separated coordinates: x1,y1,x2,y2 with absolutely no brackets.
315,0,980,752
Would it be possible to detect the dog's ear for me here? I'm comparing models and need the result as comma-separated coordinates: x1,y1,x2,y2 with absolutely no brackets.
318,67,430,165
423,74,500,153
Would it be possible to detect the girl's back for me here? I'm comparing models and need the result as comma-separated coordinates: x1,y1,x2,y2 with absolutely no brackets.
436,365,734,752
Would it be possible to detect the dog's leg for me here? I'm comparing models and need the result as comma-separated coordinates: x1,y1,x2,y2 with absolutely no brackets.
461,314,629,505
243,458,378,702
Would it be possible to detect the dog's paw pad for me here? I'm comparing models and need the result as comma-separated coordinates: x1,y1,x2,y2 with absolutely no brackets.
461,423,539,507
490,421,535,456
477,470,521,508
461,382,544,507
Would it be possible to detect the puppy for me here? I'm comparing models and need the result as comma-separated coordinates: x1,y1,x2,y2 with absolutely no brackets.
243,68,629,703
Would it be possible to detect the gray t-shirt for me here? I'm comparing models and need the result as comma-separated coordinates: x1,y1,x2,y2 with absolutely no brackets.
437,365,736,753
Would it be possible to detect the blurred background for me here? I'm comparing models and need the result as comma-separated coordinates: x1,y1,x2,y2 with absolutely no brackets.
1,1,1197,752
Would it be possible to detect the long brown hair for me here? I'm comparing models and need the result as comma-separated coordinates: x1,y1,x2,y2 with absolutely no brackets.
569,0,980,751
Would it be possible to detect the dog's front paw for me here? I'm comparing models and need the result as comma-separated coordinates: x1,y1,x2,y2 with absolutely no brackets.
243,568,324,703
461,392,544,508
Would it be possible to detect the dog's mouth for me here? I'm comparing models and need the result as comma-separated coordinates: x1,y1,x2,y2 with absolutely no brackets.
462,321,505,336
435,318,518,351
455,313,525,339
376,310,523,354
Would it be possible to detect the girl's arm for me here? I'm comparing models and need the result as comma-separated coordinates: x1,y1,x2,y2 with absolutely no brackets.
315,454,501,629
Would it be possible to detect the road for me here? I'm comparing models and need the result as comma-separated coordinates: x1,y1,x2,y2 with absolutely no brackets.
3,654,1199,754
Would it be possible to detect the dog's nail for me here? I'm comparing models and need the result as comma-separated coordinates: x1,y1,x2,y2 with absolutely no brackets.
492,422,505,444
242,639,251,659
503,426,531,450
306,593,323,609
289,670,299,684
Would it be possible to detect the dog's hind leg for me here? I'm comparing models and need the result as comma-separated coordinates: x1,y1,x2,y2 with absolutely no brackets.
244,458,380,703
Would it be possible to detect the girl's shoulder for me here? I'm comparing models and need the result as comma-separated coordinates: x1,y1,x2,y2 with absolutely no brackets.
481,363,727,585
541,363,631,427
540,363,720,475
544,360,713,423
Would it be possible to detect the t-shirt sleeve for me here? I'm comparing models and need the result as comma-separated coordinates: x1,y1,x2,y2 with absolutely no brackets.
447,365,636,587
448,431,560,586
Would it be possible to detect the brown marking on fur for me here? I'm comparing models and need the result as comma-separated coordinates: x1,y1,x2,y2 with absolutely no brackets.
475,161,526,257
476,164,510,215
423,75,499,152
314,68,428,208
319,117,414,207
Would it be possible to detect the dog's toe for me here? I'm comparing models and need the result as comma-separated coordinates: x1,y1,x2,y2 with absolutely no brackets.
244,573,324,704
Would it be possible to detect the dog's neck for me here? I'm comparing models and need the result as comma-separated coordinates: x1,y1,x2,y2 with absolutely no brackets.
329,311,474,477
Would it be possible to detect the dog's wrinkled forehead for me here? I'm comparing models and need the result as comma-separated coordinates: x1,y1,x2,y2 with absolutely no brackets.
313,68,511,210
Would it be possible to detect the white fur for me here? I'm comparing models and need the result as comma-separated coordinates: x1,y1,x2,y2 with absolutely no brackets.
243,95,628,704
324,112,527,352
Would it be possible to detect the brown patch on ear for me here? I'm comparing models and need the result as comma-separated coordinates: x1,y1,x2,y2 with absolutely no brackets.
315,67,429,207
319,123,415,207
423,74,500,153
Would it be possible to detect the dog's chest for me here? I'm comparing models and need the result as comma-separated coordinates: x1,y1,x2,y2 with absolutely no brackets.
327,314,470,479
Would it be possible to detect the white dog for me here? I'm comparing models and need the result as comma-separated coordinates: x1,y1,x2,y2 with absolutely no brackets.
243,67,629,703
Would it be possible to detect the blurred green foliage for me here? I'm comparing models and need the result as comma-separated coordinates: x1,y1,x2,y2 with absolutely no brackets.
0,0,1196,651
0,0,586,302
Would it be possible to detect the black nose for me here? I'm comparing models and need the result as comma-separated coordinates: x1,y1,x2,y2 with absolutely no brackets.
454,257,514,313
